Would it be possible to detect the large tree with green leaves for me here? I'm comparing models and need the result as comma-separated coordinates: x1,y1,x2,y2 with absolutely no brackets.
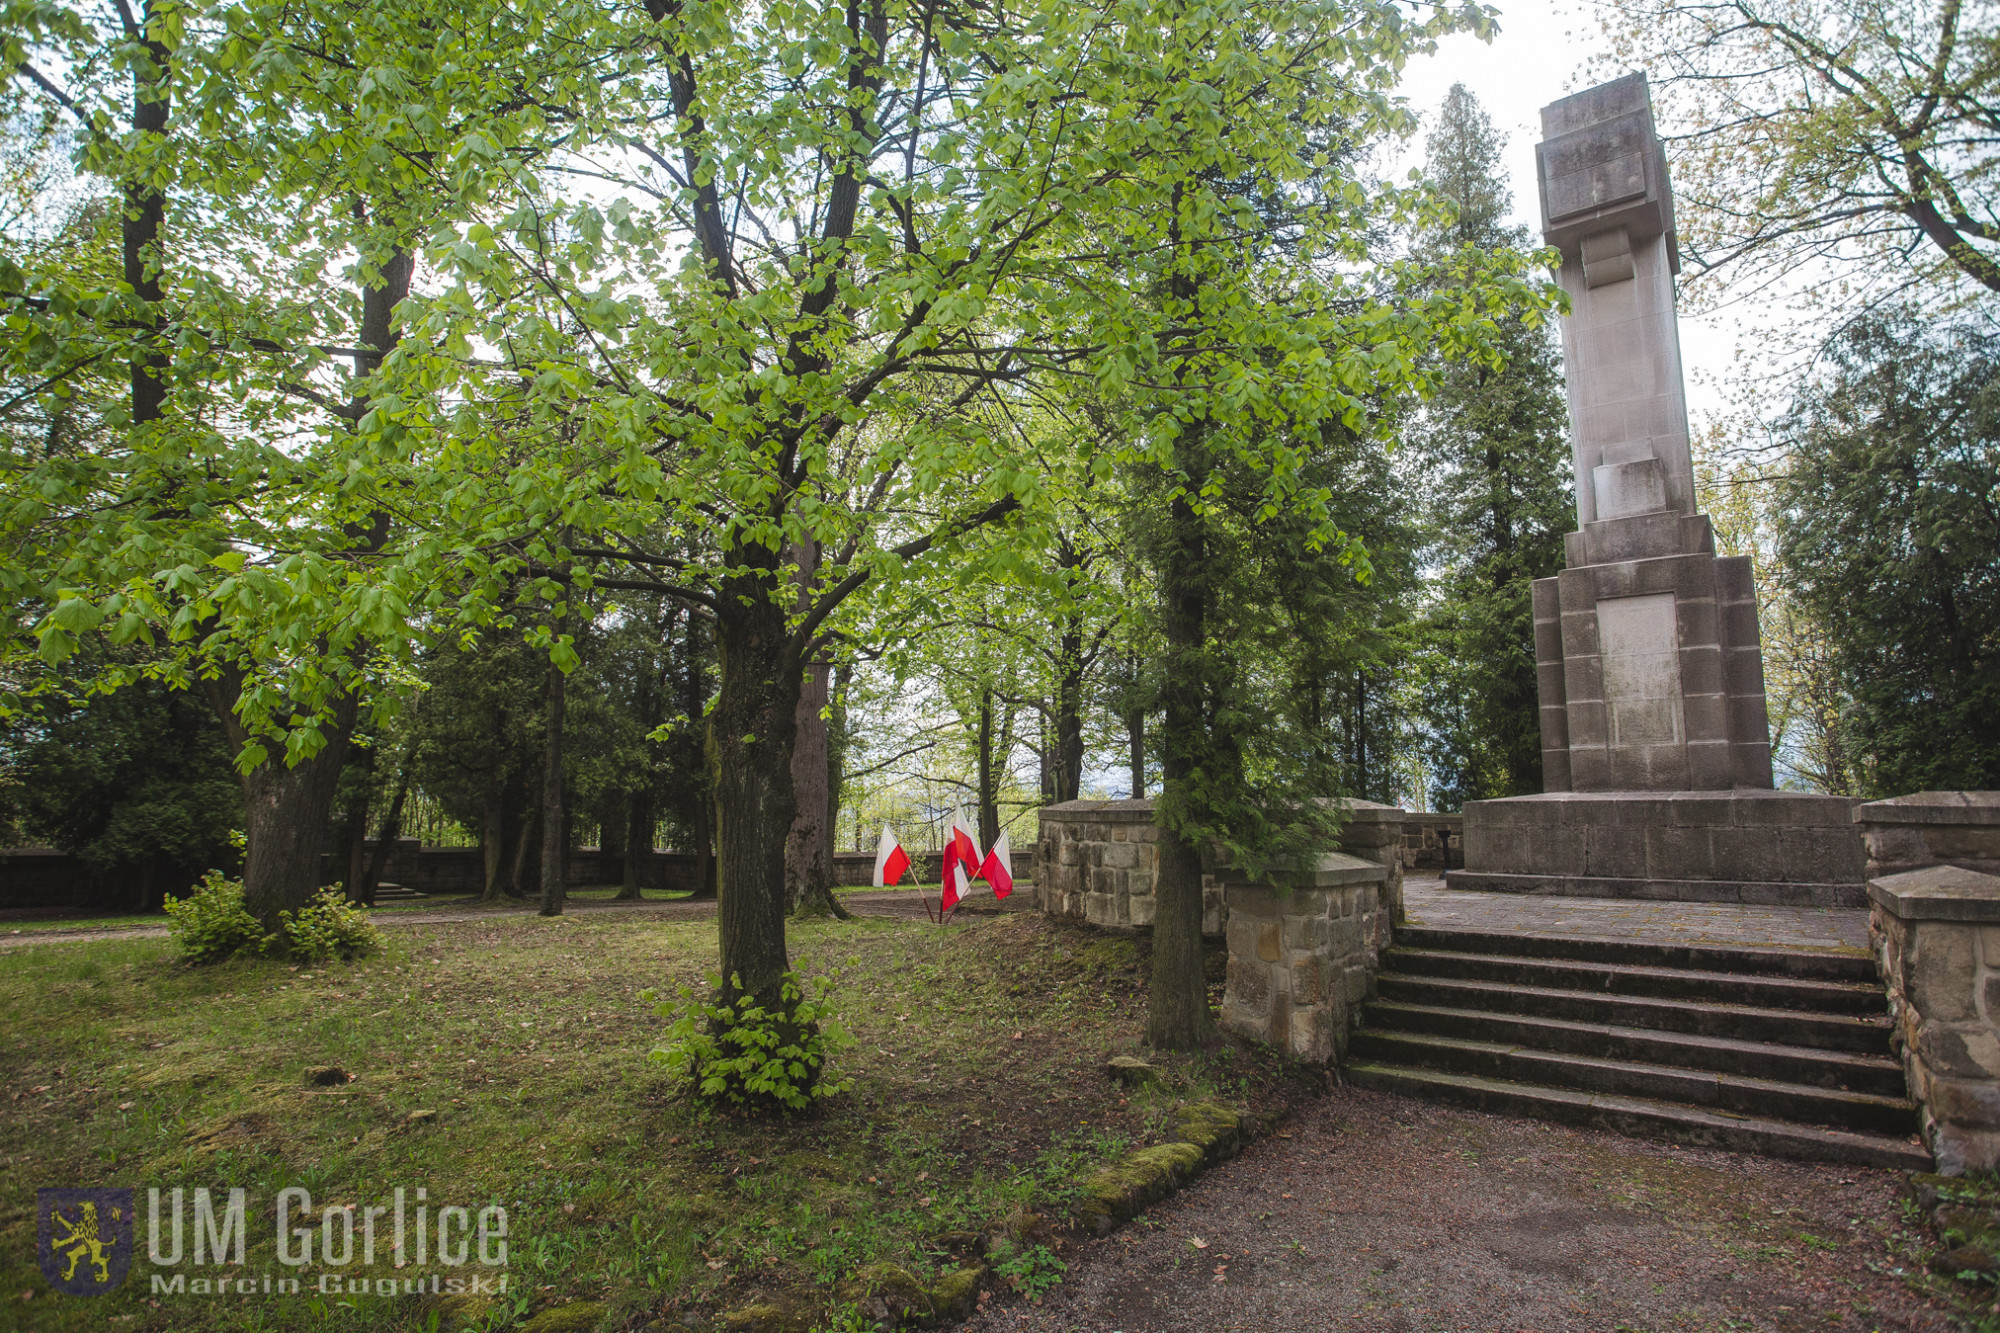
0,0,587,928
1075,9,1557,1047
1600,0,2000,312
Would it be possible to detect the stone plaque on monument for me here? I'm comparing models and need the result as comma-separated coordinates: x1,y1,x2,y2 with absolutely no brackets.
1446,73,1865,907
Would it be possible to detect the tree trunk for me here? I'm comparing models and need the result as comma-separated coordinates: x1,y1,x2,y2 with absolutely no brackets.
1055,648,1085,805
709,574,802,1008
786,660,832,913
509,806,538,903
687,796,716,899
976,690,1000,851
539,656,567,916
481,784,507,900
787,660,849,919
124,1,171,430
237,692,361,932
618,792,650,899
361,768,410,906
1127,709,1146,800
1148,428,1217,1049
827,663,850,853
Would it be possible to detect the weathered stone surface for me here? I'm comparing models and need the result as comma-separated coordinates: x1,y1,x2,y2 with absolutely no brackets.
1037,799,1397,939
1873,859,2000,1173
1860,795,2000,880
1219,873,1387,1065
1105,1055,1158,1088
1451,789,1865,905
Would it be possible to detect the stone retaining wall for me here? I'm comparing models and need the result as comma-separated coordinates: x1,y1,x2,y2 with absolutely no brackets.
1857,792,2000,880
1033,800,1223,934
1399,814,1462,871
1035,799,1405,938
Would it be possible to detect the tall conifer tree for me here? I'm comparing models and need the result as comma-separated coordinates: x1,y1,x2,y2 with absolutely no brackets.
1409,86,1573,807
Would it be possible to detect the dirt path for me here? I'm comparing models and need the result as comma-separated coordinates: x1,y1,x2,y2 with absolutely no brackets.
0,888,1021,948
966,1086,1960,1333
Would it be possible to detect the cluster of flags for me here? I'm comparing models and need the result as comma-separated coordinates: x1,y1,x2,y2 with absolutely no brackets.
873,813,1013,915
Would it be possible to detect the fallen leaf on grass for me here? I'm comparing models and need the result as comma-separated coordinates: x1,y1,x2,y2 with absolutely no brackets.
1189,1237,1209,1250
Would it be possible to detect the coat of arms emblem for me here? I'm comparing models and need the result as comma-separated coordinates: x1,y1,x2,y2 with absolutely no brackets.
37,1187,134,1295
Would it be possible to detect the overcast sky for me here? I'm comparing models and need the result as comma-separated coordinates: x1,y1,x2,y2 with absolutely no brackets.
1391,1,1735,426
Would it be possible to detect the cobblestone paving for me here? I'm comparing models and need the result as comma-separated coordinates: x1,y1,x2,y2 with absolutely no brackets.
1404,875,1871,952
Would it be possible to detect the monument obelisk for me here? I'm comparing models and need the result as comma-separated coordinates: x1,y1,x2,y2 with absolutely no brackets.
1445,73,1865,907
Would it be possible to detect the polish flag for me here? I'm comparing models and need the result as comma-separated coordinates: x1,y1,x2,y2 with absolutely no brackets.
940,812,981,912
978,831,1014,899
872,827,911,887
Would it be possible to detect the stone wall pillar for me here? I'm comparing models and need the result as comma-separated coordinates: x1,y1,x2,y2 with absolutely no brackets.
1218,854,1389,1065
1864,791,2000,1174
1870,866,2000,1174
1340,800,1406,928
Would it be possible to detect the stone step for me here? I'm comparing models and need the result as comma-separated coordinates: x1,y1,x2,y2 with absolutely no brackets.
1374,973,1892,1054
368,883,427,902
1347,1029,1915,1137
1394,926,1875,982
1361,1000,1907,1097
1343,1063,1930,1171
1382,946,1884,1014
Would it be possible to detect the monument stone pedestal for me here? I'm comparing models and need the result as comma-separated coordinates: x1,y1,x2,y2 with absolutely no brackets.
1445,73,1866,908
1449,790,1863,906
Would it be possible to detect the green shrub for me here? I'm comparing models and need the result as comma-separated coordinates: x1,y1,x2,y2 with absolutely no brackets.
161,871,265,963
645,971,853,1112
277,885,382,962
992,1243,1067,1301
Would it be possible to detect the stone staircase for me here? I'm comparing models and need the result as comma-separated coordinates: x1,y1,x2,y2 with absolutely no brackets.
368,882,427,903
1345,925,1930,1170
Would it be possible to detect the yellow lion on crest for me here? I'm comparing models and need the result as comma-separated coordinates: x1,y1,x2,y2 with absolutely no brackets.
49,1200,117,1284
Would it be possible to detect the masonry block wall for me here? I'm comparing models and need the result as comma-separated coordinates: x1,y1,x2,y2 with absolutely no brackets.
1035,799,1405,939
1862,792,2000,1173
1216,856,1390,1064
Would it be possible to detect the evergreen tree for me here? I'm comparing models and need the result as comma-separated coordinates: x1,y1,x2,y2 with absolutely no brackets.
0,656,241,909
1774,313,2000,795
1409,85,1573,807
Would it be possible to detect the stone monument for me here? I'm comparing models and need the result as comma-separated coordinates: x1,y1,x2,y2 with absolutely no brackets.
1445,73,1865,907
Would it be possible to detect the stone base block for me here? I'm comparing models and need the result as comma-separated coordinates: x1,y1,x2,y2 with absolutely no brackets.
1446,789,1865,907
1218,856,1388,1065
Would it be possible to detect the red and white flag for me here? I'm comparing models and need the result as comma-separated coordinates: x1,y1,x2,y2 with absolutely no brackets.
940,812,981,912
872,826,911,888
979,830,1014,899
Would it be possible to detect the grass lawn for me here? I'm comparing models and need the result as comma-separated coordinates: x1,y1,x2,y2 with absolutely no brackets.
0,905,1308,1332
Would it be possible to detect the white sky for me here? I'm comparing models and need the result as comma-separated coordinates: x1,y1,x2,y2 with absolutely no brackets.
1391,1,1734,426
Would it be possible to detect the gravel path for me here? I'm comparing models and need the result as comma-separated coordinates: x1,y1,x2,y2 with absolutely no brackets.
1404,876,1871,952
966,1086,1958,1333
